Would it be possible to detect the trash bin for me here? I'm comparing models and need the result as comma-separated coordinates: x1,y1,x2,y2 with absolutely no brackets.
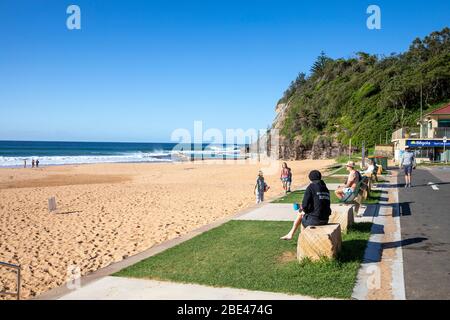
369,156,388,171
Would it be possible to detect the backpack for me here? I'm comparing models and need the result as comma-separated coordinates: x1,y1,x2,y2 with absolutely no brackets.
355,170,362,183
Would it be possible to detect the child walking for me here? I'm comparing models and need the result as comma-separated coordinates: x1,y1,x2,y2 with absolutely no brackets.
280,162,290,194
254,170,268,204
287,167,292,193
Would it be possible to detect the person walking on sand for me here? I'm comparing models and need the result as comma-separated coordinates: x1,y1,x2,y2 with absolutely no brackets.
36,159,40,168
254,170,268,204
287,167,292,193
23,159,27,168
280,162,290,194
400,146,416,188
335,161,360,201
280,170,331,240
32,159,35,168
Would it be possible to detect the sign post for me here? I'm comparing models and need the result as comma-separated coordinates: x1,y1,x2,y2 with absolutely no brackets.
444,136,448,164
48,197,57,212
362,141,366,168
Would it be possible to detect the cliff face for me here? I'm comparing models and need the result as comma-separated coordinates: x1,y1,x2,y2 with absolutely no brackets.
272,103,347,160
276,130,347,160
270,28,450,160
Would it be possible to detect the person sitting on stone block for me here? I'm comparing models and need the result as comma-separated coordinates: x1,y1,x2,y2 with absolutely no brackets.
280,170,332,240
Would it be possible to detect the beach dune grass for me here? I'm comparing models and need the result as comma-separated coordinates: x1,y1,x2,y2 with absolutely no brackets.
115,220,372,299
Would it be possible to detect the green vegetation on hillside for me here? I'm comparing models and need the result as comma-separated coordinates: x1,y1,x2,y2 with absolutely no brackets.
278,28,450,149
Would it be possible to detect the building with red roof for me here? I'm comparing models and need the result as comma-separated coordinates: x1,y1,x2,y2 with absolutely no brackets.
391,102,450,163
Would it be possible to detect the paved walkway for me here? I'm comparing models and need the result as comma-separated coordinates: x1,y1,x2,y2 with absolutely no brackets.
234,202,376,224
58,276,329,300
352,173,405,300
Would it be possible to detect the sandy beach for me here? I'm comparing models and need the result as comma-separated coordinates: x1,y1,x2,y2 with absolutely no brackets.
0,159,333,299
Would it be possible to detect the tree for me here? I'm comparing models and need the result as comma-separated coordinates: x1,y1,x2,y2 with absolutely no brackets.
276,28,450,153
310,51,333,78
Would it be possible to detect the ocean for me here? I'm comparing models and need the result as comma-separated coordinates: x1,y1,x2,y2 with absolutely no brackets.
0,141,245,167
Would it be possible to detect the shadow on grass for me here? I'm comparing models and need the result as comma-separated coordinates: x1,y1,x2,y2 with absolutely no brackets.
336,222,373,262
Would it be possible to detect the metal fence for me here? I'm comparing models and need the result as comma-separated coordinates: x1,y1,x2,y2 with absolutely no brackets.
433,127,450,138
391,127,421,140
0,261,21,300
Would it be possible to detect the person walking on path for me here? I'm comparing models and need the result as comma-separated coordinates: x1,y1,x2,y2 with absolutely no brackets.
280,162,290,194
280,170,331,240
400,146,416,188
254,170,268,204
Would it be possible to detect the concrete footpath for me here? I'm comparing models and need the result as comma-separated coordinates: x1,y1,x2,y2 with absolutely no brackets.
352,173,405,300
58,276,328,300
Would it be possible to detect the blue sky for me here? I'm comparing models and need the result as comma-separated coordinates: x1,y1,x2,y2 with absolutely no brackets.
0,0,449,142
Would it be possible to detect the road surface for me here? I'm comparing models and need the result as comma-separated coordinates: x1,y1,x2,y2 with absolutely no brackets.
397,167,450,299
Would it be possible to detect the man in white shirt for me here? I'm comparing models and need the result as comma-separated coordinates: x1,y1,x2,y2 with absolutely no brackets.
400,146,416,188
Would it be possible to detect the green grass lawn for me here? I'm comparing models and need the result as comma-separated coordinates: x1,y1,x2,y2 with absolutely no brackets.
333,167,350,175
272,190,341,204
272,189,381,205
363,190,382,204
334,155,361,164
115,220,372,299
330,165,391,176
323,176,386,184
323,176,346,184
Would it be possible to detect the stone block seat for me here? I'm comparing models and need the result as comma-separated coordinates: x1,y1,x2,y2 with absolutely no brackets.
329,207,354,233
297,224,342,262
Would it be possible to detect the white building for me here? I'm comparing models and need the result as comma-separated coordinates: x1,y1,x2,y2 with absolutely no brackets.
391,102,450,163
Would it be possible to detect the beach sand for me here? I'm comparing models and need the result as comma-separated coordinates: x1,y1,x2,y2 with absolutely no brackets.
0,159,333,299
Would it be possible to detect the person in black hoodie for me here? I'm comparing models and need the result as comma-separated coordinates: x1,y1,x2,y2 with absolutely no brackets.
280,170,331,240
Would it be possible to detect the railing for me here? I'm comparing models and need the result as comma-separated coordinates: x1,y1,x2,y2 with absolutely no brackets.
391,127,421,140
393,126,450,141
433,127,450,138
0,262,21,300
